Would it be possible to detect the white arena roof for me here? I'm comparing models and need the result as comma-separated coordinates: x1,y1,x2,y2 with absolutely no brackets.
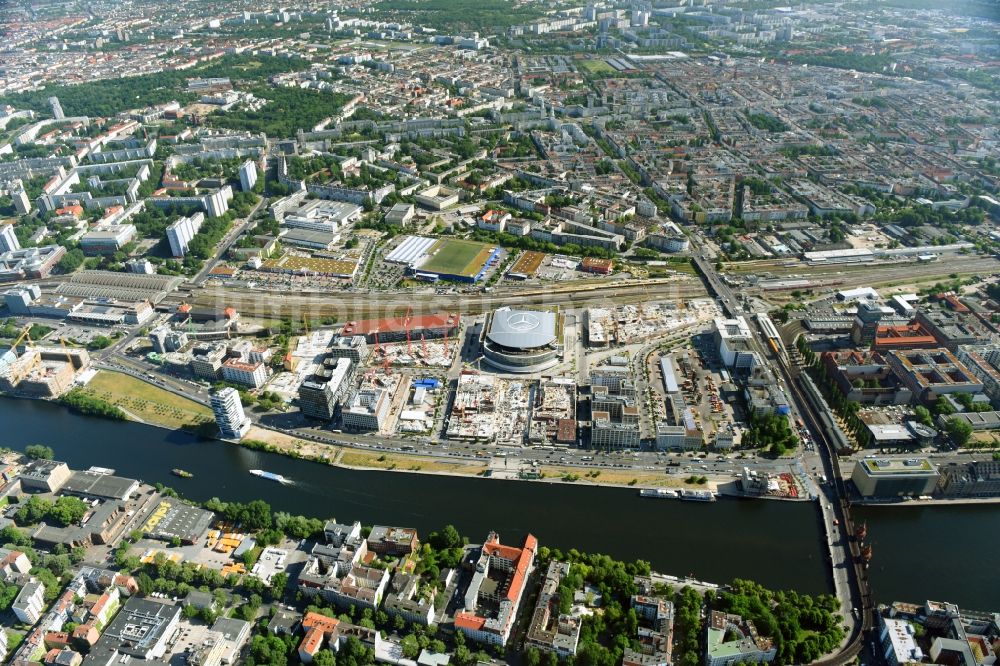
385,235,437,266
487,308,557,350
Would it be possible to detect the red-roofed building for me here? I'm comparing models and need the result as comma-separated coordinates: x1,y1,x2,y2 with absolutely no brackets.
299,613,341,662
873,323,938,351
580,257,614,275
43,631,71,650
55,205,84,218
556,419,577,444
302,612,340,634
298,612,382,663
455,613,487,631
220,358,268,389
456,532,538,647
340,311,459,344
0,548,31,582
298,627,326,663
72,622,100,647
87,588,120,627
943,294,970,313
44,647,82,666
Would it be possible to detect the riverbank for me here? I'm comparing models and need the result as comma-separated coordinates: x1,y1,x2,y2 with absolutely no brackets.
853,496,1000,507
5,395,1000,607
76,370,213,429
0,396,835,595
243,425,756,494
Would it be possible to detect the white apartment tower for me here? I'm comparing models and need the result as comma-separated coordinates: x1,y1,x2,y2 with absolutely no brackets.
239,159,258,192
48,96,64,120
12,579,45,624
165,212,205,258
11,186,31,215
211,387,251,440
0,223,19,253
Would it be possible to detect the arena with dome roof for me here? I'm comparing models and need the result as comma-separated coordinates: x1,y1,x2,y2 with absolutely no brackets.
481,307,563,373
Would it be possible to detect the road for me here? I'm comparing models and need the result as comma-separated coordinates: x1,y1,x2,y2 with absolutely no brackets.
191,195,268,285
693,242,872,665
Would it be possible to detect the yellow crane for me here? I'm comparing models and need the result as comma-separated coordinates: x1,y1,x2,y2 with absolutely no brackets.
9,323,33,353
59,337,75,366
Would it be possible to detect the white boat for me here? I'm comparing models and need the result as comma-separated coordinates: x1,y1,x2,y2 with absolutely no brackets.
680,489,717,502
640,488,680,499
249,469,291,484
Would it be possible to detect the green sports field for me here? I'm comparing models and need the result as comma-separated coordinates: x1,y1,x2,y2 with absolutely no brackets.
420,239,497,278
579,59,615,74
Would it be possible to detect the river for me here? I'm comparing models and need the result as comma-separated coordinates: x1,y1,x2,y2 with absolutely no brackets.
2,397,991,607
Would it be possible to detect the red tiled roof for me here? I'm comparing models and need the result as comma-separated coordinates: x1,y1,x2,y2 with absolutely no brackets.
299,627,324,656
222,358,262,373
340,311,459,336
302,611,340,634
482,533,537,605
455,613,487,631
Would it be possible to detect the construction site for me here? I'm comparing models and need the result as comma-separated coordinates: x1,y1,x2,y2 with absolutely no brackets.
394,380,439,435
585,299,717,347
444,372,533,444
528,378,578,445
0,324,93,398
373,338,455,369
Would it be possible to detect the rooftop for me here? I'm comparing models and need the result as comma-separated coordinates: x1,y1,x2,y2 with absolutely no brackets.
859,457,936,475
487,307,558,350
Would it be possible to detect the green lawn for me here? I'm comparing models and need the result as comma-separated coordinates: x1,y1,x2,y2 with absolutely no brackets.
420,239,496,278
80,371,213,429
579,59,615,74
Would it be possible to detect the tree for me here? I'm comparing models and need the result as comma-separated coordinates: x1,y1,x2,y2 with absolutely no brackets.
47,497,88,526
945,418,973,447
913,406,933,427
270,572,289,594
429,524,463,550
247,634,289,666
313,651,336,666
58,248,85,273
137,572,155,597
0,583,19,610
24,444,55,460
241,500,273,530
401,634,420,659
0,525,31,549
14,496,53,525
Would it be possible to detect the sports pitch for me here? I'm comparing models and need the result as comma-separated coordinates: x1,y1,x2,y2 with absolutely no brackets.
420,239,497,278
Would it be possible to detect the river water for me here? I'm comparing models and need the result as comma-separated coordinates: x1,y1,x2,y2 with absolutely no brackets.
2,397,992,607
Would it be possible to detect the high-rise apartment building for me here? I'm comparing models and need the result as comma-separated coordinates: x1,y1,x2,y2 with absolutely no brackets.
211,387,250,440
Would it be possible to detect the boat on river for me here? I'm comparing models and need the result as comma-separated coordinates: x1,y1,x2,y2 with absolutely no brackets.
640,488,680,499
250,469,291,484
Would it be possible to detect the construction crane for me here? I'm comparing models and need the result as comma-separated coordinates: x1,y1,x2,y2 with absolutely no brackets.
421,333,428,358
10,323,33,353
59,337,75,366
404,305,413,356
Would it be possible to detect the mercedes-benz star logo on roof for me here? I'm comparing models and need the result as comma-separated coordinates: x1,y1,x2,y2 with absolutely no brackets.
506,312,540,331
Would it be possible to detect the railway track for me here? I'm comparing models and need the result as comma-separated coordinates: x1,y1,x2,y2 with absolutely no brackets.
161,277,711,319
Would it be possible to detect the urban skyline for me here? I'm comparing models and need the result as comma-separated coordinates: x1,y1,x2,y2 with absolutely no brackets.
0,0,999,665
